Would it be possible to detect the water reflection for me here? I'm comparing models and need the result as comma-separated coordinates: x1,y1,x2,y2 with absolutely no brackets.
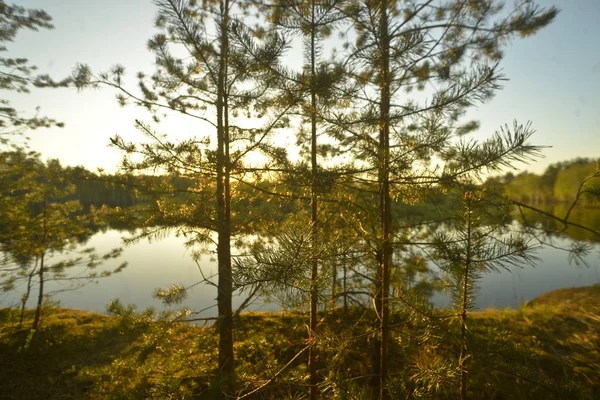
2,229,279,316
432,236,600,309
2,229,599,313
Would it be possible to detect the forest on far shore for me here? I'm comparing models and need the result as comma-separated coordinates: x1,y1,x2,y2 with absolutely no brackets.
23,155,600,214
488,157,600,206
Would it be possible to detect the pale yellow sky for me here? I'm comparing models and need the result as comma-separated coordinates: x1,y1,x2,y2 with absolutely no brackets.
6,0,600,175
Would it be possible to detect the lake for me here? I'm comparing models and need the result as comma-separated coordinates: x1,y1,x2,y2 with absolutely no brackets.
2,229,599,315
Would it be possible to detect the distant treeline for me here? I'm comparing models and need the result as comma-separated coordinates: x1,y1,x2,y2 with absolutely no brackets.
487,158,600,206
66,167,136,210
59,165,456,222
34,158,600,232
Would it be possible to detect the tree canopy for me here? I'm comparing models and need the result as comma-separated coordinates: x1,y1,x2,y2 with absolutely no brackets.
0,1,70,144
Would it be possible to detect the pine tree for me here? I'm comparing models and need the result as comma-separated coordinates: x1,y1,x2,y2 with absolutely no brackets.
338,1,557,397
262,0,347,396
74,0,288,395
432,187,538,399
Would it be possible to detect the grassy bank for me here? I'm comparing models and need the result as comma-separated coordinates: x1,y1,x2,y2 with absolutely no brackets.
1,285,599,399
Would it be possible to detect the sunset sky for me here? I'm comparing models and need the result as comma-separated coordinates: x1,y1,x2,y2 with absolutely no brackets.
6,0,600,175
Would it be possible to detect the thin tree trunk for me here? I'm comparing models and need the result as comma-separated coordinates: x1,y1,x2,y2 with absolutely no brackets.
377,0,392,397
309,3,319,397
33,196,48,331
216,0,234,395
372,249,382,390
331,256,337,310
459,192,473,400
32,252,45,330
19,257,38,329
343,262,347,315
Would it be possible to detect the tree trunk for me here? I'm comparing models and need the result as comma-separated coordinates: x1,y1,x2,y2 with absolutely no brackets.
331,256,337,310
32,252,45,330
343,263,347,315
33,197,48,331
309,4,319,398
19,257,38,329
459,192,473,400
216,0,234,395
376,0,392,397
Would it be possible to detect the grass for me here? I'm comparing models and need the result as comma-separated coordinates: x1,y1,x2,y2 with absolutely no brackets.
472,285,600,396
0,285,599,399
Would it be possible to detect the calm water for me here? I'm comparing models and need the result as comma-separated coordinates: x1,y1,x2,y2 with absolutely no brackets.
432,240,600,309
2,229,599,314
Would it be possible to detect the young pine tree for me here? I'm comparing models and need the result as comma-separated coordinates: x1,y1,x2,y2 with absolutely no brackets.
337,1,557,396
432,187,538,399
262,0,347,396
74,0,287,395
